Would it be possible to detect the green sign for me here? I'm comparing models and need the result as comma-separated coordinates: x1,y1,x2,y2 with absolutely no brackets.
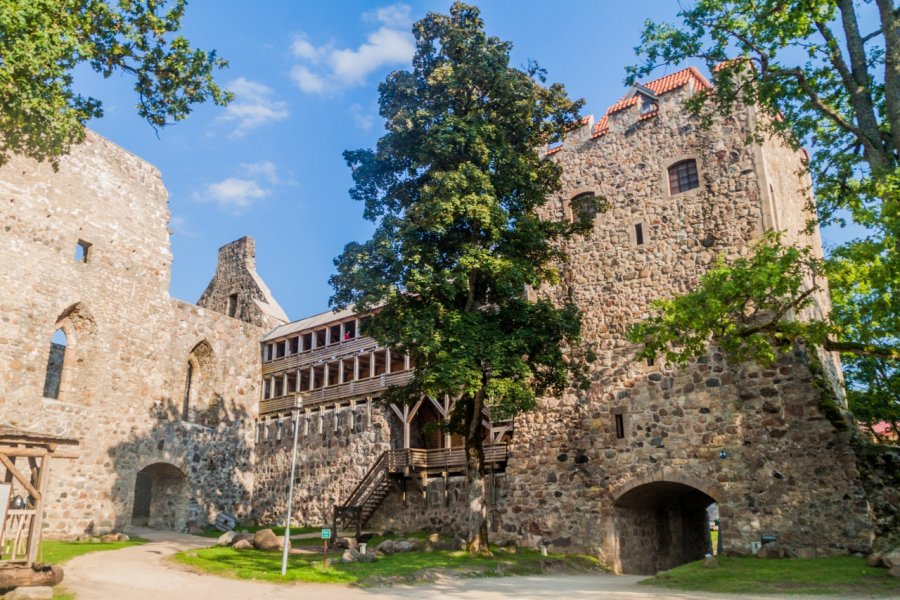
321,528,332,540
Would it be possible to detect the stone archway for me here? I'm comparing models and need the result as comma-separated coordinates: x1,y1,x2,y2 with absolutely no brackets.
612,480,717,575
131,463,188,530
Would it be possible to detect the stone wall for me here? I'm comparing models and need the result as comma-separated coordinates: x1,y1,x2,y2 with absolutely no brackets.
0,133,268,536
252,400,392,526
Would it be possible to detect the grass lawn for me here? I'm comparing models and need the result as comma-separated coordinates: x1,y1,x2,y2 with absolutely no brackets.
39,538,146,565
195,525,321,539
643,556,900,596
173,544,603,586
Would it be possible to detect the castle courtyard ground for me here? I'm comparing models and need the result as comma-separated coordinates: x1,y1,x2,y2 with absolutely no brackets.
60,529,864,600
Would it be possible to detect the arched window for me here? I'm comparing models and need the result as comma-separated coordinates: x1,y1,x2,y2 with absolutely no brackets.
183,340,214,424
182,362,193,420
668,159,699,194
570,192,603,228
43,329,68,399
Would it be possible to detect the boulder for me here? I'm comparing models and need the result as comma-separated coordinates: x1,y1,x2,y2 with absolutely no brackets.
116,533,130,542
795,547,817,559
452,536,467,551
404,538,421,551
252,529,282,551
889,565,900,578
4,587,53,600
375,539,396,555
882,547,900,569
756,542,795,559
231,532,254,546
216,530,238,546
394,541,414,553
334,537,354,550
868,552,884,568
703,555,719,569
358,551,377,563
232,539,253,550
342,548,361,563
426,532,440,544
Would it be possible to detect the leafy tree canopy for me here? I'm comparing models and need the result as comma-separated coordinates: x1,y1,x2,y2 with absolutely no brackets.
330,2,595,550
0,0,231,166
626,0,898,429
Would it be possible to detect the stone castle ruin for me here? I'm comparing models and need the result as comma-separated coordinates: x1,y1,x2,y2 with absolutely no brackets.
0,67,880,574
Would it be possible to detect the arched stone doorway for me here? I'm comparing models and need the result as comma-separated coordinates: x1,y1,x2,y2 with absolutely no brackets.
131,463,188,530
613,480,717,575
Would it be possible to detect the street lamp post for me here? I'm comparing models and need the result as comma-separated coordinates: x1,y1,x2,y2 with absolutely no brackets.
281,394,303,576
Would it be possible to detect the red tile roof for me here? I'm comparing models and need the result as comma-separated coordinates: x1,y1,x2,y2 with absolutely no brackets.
592,67,710,139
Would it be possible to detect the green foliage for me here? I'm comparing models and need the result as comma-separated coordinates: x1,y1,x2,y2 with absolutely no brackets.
643,555,900,596
628,233,831,366
331,4,591,440
172,544,603,586
628,0,899,424
0,0,231,166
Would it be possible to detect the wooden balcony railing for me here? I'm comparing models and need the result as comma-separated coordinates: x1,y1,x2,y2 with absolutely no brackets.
261,337,378,377
387,445,508,474
259,370,414,416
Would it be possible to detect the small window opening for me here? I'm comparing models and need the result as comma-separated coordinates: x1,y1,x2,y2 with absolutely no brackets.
668,159,700,194
614,414,625,439
373,350,387,376
343,321,357,340
274,376,284,398
263,378,271,399
227,293,238,318
570,192,601,228
315,329,327,348
646,357,655,367
74,240,91,263
312,365,325,389
287,372,297,393
275,341,286,359
42,329,68,399
288,337,299,355
358,354,372,379
640,95,657,114
300,370,311,391
302,332,313,351
326,362,339,386
342,358,355,382
390,352,406,373
329,324,342,345
182,363,193,420
635,223,645,246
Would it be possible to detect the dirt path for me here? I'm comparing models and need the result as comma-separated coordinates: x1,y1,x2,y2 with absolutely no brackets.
61,529,850,600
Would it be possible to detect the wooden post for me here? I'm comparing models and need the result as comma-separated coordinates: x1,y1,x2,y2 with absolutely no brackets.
27,455,50,566
402,404,410,449
349,399,356,432
385,349,391,374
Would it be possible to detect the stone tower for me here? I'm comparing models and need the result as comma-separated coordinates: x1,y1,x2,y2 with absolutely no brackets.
198,236,288,330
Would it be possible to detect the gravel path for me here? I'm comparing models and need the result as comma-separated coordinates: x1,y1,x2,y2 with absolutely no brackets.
61,529,869,600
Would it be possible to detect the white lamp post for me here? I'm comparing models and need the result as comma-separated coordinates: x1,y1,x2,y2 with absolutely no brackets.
281,394,303,576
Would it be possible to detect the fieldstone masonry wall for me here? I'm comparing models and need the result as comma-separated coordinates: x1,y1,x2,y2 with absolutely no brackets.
0,133,266,536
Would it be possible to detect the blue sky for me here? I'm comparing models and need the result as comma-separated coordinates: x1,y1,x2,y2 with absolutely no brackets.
73,1,846,320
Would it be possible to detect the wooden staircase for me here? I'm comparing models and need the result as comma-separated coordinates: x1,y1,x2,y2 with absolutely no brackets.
332,445,509,541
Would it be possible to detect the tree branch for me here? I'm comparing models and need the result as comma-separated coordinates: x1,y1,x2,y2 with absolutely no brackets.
824,339,900,360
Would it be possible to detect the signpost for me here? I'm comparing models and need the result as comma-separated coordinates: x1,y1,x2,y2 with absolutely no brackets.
321,527,332,568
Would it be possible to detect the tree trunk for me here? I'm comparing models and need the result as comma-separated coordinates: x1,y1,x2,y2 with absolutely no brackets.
463,391,488,553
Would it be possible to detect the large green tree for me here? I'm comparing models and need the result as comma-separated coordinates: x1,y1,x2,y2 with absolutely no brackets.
330,2,595,551
1,0,231,166
626,0,898,429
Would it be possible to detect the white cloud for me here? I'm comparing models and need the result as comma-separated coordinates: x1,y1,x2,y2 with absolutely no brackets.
219,77,289,137
196,162,287,213
349,104,374,131
366,3,412,27
206,178,268,211
290,65,327,94
289,4,414,95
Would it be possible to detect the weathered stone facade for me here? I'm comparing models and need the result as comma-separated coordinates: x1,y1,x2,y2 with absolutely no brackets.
0,132,276,536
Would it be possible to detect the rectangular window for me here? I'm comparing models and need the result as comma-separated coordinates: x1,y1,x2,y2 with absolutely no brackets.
390,352,406,373
74,240,91,263
668,159,700,194
635,223,645,246
646,357,655,367
327,362,339,386
315,329,326,348
288,337,299,355
614,414,625,439
343,321,357,340
275,341,286,359
373,350,387,376
358,353,372,379
227,293,238,317
300,370,311,391
329,324,342,345
302,332,312,352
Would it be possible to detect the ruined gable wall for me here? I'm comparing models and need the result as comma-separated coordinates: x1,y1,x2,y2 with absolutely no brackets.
0,133,264,536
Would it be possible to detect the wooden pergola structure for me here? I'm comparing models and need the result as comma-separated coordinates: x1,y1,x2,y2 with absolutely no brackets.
0,424,78,587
